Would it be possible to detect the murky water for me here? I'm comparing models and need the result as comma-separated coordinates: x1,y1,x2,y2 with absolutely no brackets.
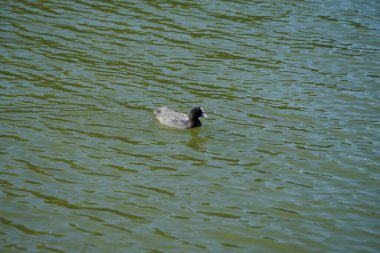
1,0,379,252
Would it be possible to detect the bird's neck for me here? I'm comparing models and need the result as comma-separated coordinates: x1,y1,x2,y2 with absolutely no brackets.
187,118,201,128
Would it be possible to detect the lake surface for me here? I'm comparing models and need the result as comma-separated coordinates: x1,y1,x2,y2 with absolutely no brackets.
1,0,379,252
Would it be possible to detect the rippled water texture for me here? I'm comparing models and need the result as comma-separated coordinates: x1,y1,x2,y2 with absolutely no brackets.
1,0,380,252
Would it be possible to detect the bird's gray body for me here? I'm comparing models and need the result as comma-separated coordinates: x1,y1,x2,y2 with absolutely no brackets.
154,106,189,129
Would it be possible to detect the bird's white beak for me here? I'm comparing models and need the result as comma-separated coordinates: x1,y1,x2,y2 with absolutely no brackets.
200,107,207,118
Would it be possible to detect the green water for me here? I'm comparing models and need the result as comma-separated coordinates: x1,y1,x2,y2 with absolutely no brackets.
1,0,379,252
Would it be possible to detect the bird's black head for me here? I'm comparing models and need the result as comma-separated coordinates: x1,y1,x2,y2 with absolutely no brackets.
188,107,207,128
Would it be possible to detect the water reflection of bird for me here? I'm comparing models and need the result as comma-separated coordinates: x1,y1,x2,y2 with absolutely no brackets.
186,128,204,151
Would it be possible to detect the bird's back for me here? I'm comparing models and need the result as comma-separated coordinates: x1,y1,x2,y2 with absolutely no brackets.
155,106,189,128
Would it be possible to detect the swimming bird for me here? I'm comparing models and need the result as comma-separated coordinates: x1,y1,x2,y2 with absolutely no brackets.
154,106,207,129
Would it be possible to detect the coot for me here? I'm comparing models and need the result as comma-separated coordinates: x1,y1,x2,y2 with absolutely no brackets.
154,106,207,129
